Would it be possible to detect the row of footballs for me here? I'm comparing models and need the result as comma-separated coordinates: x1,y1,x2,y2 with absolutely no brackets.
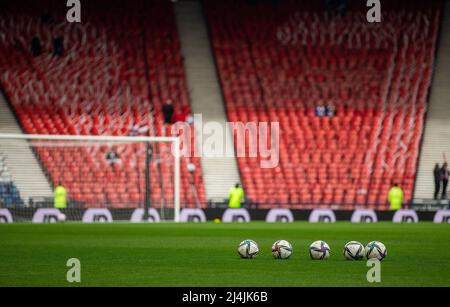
238,240,387,261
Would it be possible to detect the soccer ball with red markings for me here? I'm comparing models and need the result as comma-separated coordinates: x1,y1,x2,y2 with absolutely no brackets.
271,240,293,259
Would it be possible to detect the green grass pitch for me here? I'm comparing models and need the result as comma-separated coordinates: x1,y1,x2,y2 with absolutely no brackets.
0,222,449,286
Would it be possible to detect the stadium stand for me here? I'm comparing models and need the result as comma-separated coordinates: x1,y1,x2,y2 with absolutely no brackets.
0,152,23,207
0,0,206,208
204,0,442,209
415,1,450,200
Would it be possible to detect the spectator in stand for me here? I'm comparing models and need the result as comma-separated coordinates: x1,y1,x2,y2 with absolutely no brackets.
186,113,194,125
325,0,336,16
336,0,348,17
315,105,326,117
162,99,174,124
105,147,121,167
326,105,336,117
186,162,201,207
53,35,64,57
182,105,194,124
40,11,54,24
187,162,196,175
31,36,41,57
325,0,347,17
129,122,149,136
434,164,441,200
441,163,449,199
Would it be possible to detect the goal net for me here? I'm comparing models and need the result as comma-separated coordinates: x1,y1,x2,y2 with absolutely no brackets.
0,134,180,222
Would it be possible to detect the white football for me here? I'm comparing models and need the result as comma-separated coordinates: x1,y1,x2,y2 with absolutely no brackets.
343,241,365,260
238,240,259,259
57,213,66,222
272,240,293,259
365,241,387,260
309,240,330,260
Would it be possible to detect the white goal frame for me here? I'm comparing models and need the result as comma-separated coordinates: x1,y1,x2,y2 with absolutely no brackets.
0,133,181,222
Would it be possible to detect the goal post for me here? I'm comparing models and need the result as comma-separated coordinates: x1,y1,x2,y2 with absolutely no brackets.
0,133,181,222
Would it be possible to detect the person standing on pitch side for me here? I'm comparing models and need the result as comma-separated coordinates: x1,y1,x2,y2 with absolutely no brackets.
434,164,441,200
228,183,245,208
441,163,449,199
388,183,403,211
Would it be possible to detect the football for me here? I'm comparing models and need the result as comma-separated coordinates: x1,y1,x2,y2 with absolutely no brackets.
237,239,259,259
271,240,293,259
57,213,66,222
365,241,387,260
343,241,365,260
309,240,330,260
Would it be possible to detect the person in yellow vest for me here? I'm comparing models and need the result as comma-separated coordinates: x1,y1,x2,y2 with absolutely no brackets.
388,183,403,211
54,181,67,209
228,183,244,208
